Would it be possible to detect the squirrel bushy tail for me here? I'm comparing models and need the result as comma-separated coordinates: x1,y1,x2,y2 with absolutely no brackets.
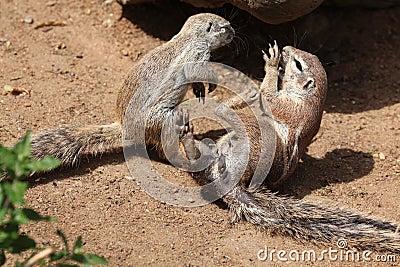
31,123,122,166
224,187,400,253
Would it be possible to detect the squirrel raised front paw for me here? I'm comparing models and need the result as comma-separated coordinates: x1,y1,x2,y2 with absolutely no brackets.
262,40,280,70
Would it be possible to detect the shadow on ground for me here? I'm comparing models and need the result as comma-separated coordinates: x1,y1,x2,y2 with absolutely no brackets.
27,150,125,187
278,148,375,198
27,146,375,216
121,1,400,114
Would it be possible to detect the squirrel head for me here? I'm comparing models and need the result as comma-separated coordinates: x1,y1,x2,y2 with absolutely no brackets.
278,46,327,104
178,13,235,51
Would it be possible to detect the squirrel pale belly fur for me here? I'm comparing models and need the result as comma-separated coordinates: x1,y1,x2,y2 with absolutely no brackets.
181,44,400,252
31,13,234,165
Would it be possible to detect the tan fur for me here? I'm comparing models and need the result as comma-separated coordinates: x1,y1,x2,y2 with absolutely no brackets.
31,13,234,165
182,45,400,253
220,45,327,188
259,45,327,188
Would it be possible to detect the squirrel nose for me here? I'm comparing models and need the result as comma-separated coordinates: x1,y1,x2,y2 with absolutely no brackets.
224,27,235,43
222,25,235,36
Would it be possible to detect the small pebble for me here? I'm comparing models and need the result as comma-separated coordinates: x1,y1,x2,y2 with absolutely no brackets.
124,175,135,181
121,49,129,56
52,66,60,73
102,19,113,28
188,198,195,203
39,238,49,245
379,153,386,160
24,16,33,24
56,42,66,50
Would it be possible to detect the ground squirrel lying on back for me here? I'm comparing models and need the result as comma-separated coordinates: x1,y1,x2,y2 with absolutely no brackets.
181,43,400,252
31,13,234,165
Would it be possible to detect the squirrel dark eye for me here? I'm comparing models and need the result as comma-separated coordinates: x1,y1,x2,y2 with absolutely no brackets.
206,22,212,32
294,58,303,72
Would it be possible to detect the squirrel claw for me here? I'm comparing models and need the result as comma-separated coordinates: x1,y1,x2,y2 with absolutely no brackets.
192,82,206,102
263,40,280,69
175,108,193,138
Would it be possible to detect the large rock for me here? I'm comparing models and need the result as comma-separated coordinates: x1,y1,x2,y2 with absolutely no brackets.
118,0,325,24
325,0,400,8
118,0,400,24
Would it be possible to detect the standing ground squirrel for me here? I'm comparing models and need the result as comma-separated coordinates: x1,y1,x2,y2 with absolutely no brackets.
31,13,234,165
181,43,400,252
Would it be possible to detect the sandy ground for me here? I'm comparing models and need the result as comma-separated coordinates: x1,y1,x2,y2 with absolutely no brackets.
0,0,399,266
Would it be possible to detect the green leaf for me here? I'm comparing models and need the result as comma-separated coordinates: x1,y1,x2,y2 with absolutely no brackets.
26,156,61,172
0,144,14,164
38,258,46,266
2,181,27,205
14,132,31,162
70,253,108,265
57,264,79,267
0,206,8,222
49,249,68,261
21,208,54,221
0,132,61,179
0,184,5,204
6,235,36,253
0,147,17,179
2,222,19,238
11,208,54,225
56,230,69,253
72,236,83,254
13,161,28,180
11,209,29,225
0,231,10,244
0,249,5,265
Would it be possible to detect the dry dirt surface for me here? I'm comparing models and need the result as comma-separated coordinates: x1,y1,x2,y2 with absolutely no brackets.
1,0,399,266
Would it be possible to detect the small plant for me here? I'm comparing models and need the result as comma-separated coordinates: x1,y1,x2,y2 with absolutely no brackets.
0,132,107,266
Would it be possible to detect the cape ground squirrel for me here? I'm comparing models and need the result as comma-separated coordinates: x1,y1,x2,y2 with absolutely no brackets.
31,13,234,165
181,43,400,252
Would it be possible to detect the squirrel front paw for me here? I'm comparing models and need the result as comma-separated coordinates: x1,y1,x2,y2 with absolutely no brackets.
192,82,205,99
173,108,193,139
192,82,216,103
262,40,280,70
